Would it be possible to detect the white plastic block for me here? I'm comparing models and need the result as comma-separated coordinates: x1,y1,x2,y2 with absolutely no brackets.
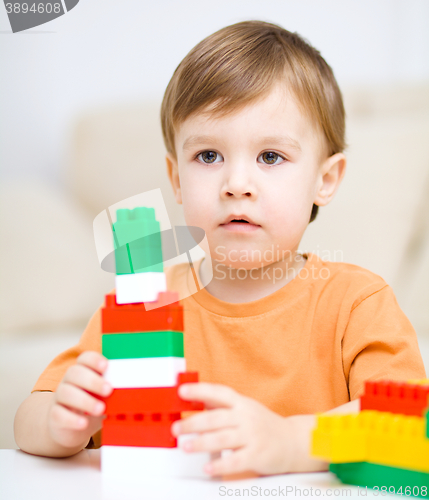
104,356,186,388
115,272,167,304
101,435,209,479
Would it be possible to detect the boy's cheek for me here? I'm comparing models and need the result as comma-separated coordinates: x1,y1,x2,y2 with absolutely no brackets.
181,184,211,214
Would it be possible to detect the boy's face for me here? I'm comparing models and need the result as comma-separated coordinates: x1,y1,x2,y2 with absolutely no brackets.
166,83,345,269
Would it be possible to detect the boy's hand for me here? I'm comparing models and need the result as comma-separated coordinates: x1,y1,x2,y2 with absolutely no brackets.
47,351,113,449
171,383,295,477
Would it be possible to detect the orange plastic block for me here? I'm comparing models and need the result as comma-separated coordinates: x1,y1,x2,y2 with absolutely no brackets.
102,372,205,414
101,292,184,333
361,380,429,417
102,412,180,447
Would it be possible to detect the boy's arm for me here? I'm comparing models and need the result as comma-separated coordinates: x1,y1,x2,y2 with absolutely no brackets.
14,392,91,457
342,284,426,400
15,351,112,458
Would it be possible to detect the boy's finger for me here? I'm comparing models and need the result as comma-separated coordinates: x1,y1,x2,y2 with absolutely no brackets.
76,351,108,374
55,382,105,417
204,449,249,477
50,402,88,430
172,408,236,435
178,382,238,408
63,364,112,398
181,428,244,453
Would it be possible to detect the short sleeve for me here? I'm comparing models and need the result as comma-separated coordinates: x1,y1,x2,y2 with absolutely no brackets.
31,304,103,393
341,284,426,400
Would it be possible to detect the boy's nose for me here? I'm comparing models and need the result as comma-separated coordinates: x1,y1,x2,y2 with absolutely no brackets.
222,166,256,198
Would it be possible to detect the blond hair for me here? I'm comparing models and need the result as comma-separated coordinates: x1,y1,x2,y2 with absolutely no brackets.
160,20,346,222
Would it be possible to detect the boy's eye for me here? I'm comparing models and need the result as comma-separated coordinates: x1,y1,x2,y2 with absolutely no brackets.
197,151,221,164
259,152,284,165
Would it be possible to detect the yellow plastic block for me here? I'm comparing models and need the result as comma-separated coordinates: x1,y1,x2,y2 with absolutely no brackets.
408,379,429,386
367,412,429,473
311,412,371,463
312,410,429,473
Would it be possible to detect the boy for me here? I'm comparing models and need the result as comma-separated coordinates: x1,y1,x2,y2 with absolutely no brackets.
14,20,426,477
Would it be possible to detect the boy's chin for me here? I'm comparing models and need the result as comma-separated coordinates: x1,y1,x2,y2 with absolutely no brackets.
213,259,273,271
210,246,298,271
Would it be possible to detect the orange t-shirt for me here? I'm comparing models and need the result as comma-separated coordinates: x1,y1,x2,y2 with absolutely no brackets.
32,252,426,448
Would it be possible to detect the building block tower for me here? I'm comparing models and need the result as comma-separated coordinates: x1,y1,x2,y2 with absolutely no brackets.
311,379,429,496
100,207,208,478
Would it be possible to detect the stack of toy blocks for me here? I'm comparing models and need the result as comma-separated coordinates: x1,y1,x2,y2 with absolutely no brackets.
100,207,208,478
311,379,429,496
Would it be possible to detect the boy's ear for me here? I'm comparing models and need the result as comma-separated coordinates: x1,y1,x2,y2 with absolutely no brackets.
165,152,182,205
313,152,346,207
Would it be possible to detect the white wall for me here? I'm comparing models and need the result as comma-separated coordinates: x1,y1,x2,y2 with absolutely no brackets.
1,0,428,184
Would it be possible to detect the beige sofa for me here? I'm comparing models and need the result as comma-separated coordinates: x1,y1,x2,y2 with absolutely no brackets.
1,85,428,448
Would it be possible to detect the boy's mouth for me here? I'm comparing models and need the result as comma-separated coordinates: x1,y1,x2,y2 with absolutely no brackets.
220,214,261,232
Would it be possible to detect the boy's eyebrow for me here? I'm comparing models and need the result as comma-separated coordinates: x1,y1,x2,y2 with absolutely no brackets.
182,134,302,152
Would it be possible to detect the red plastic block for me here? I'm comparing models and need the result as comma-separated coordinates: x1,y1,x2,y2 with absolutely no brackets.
177,372,199,384
102,412,180,447
103,372,204,414
101,293,184,333
360,380,429,417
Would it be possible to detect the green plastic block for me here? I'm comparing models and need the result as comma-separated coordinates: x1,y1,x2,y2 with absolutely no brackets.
113,207,163,274
330,462,429,497
102,331,184,359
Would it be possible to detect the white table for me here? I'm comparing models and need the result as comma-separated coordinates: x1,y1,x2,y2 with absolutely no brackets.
0,449,367,499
